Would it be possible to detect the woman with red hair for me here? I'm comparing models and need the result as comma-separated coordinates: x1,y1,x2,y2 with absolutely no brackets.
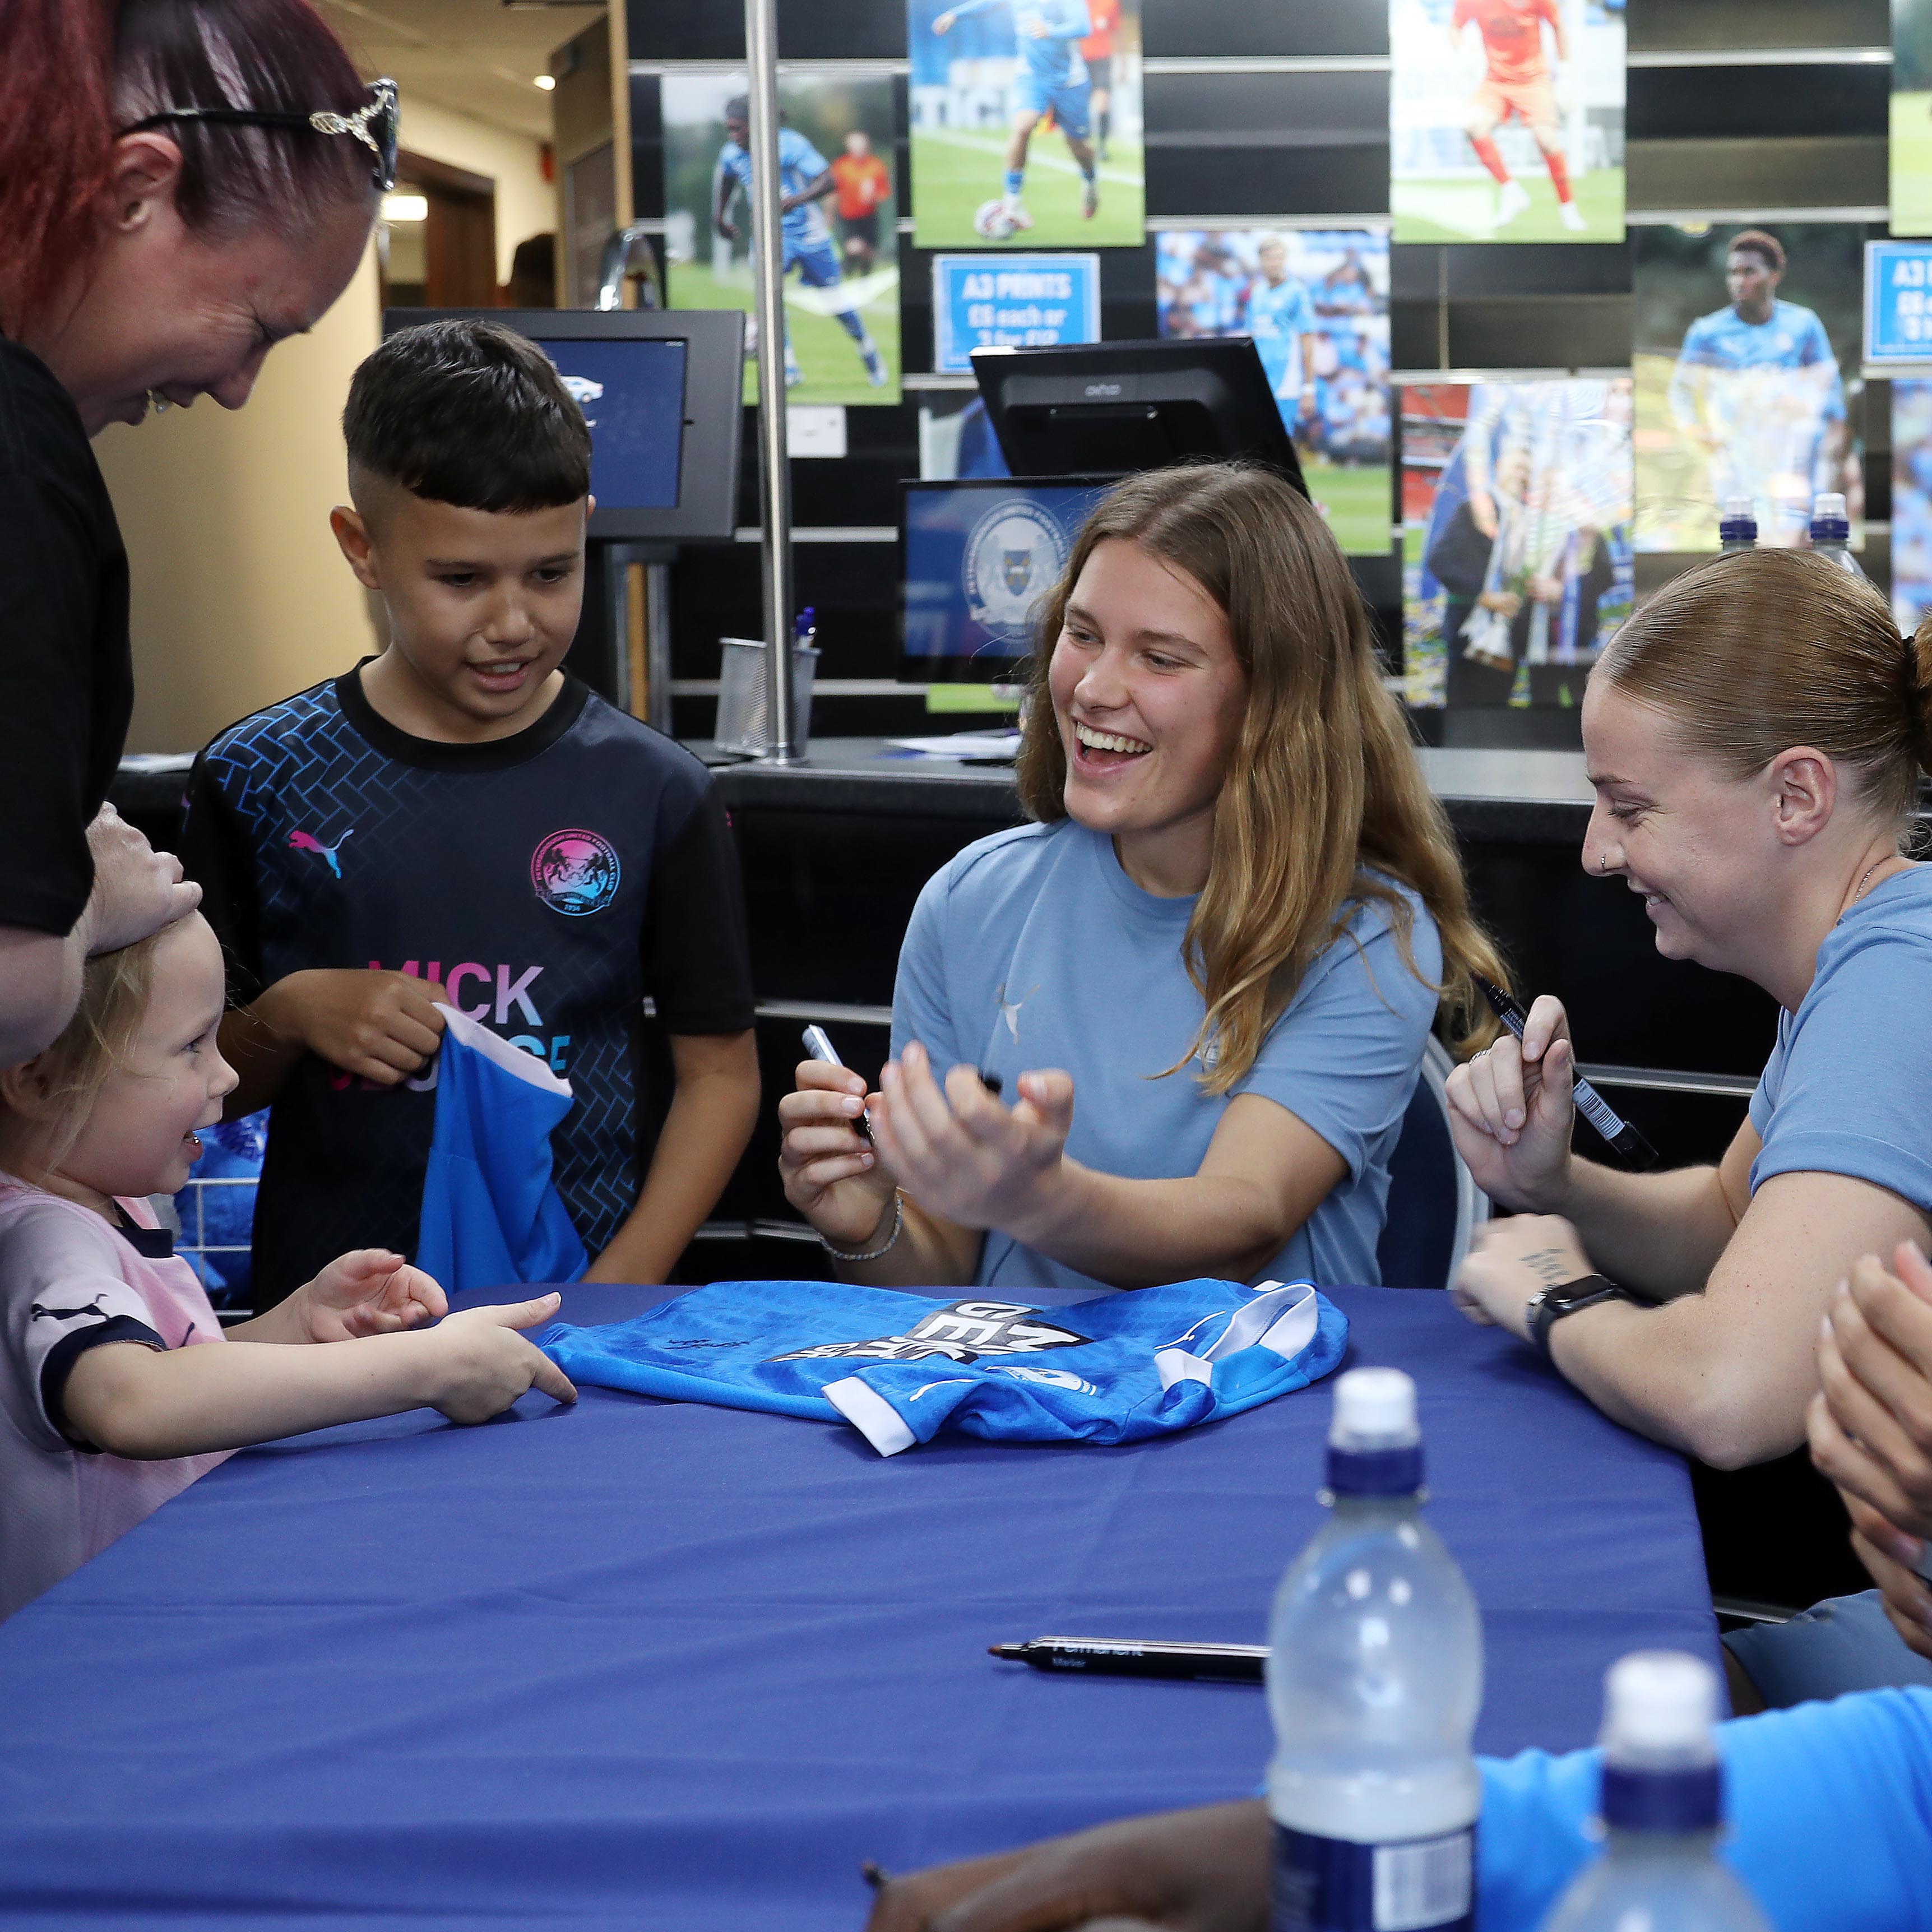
0,0,381,1066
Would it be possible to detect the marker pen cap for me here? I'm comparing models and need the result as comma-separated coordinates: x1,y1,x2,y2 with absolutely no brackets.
1809,491,1850,543
1597,1651,1722,1831
1327,1367,1423,1494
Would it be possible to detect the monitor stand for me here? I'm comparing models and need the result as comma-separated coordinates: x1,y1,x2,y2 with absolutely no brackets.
590,540,678,733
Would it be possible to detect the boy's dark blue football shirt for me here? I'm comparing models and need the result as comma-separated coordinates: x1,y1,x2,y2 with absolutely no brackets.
181,669,754,1305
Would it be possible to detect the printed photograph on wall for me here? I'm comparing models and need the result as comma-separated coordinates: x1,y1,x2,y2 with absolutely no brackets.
1896,0,1932,236
1153,228,1392,554
1632,221,1864,551
909,0,1144,248
1390,0,1625,244
661,72,901,406
1896,381,1932,632
1402,379,1634,711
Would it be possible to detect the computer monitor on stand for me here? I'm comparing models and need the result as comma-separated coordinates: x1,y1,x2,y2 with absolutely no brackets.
896,341,1309,694
382,307,746,728
970,337,1308,492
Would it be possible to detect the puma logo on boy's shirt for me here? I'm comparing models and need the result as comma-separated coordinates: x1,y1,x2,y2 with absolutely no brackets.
288,827,355,878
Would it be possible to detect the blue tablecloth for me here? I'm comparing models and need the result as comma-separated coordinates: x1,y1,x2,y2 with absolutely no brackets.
0,1284,1716,1929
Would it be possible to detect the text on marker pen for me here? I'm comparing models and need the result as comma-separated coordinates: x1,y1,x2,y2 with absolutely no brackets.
1472,979,1658,1171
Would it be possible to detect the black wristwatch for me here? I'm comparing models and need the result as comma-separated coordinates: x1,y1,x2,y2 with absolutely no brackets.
1525,1273,1627,1359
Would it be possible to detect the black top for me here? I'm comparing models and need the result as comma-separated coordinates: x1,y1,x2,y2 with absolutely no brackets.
180,669,757,1303
0,335,132,935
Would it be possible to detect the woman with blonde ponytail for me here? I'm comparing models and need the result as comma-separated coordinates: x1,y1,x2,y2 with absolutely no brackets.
779,462,1505,1295
1447,546,1932,1706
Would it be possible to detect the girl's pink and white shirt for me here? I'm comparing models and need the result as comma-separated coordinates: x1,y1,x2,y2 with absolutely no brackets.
0,1178,228,1619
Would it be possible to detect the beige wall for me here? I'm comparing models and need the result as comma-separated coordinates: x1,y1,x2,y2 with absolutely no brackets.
100,241,383,754
103,102,556,753
400,97,555,284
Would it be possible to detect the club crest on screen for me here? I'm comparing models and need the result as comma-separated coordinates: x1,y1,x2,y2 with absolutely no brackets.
770,1298,1090,1364
963,498,1069,644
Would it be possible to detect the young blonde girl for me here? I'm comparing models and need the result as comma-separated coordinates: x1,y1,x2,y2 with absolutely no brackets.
0,912,573,1619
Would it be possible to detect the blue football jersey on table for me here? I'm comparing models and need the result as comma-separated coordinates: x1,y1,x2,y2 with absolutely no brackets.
538,1277,1348,1454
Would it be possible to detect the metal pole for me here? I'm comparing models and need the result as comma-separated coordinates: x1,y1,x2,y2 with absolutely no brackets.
744,0,800,762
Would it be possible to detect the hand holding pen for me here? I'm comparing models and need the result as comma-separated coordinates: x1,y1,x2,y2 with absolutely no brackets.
782,1027,1012,1254
1444,981,1653,1213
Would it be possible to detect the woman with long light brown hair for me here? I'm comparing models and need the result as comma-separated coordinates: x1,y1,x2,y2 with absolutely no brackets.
779,462,1504,1293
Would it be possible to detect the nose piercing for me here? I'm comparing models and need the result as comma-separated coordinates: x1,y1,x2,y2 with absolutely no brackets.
146,390,172,415
1599,851,1612,873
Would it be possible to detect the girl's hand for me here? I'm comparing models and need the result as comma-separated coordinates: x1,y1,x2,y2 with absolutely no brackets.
869,1041,1074,1236
778,1059,896,1249
1451,1213,1594,1343
418,1295,577,1423
296,1248,447,1342
1443,994,1578,1212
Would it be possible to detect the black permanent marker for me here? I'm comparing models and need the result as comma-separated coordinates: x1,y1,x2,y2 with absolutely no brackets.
1473,977,1658,1171
990,1636,1266,1684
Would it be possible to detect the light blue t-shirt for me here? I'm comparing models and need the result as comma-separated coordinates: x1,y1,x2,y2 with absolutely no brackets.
719,127,831,248
1248,272,1317,344
1476,1688,1932,1930
891,820,1442,1294
946,0,1091,86
1670,297,1845,424
1749,864,1932,1210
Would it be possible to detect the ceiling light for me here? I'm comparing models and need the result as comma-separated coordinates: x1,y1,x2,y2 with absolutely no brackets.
534,73,557,90
381,192,429,223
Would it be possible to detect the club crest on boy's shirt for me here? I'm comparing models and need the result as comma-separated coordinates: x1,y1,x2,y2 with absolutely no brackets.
770,1297,1089,1364
531,828,621,917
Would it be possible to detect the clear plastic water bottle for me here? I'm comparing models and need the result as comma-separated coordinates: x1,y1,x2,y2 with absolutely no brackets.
1268,1368,1482,1932
1540,1652,1770,1932
1717,497,1757,553
1808,492,1866,577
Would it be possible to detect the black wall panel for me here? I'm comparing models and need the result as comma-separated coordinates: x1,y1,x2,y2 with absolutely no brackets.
620,0,1898,711
1629,63,1891,141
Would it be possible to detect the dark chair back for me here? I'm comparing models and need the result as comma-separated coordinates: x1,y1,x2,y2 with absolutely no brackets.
1375,1039,1487,1290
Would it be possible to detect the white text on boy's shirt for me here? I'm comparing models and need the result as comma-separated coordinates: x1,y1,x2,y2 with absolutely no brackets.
326,958,571,1091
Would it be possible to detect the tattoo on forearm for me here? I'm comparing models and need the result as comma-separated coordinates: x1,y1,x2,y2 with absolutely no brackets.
1520,1247,1577,1287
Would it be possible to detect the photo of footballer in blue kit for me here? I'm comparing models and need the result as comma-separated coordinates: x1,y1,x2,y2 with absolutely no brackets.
713,96,888,393
910,0,1143,247
1155,229,1393,555
663,73,901,407
1633,221,1864,552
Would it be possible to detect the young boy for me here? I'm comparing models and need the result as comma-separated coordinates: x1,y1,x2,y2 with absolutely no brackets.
180,320,759,1306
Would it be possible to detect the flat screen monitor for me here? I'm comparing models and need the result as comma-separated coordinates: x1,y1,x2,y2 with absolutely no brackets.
901,476,1114,682
381,308,745,542
971,337,1307,493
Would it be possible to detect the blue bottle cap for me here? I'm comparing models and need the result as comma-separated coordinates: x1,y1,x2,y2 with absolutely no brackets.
1600,1762,1722,1832
1809,492,1850,543
1326,1369,1424,1495
1326,1442,1425,1496
1597,1652,1722,1831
